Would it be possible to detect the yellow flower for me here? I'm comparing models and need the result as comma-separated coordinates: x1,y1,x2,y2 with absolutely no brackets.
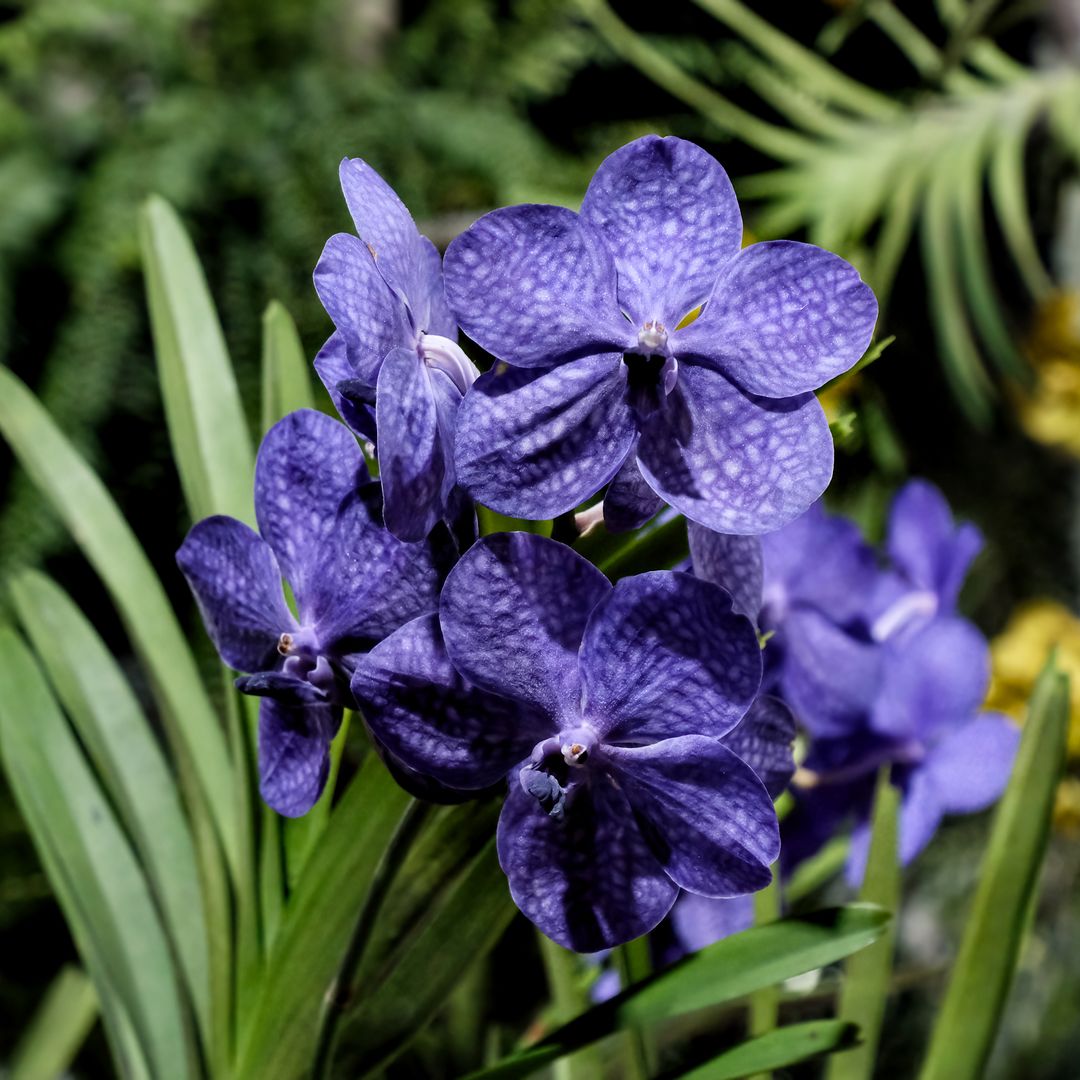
1014,291,1080,457
986,600,1080,832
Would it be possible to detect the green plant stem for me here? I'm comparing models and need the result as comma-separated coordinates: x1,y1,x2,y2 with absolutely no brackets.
538,936,589,1080
310,798,431,1079
615,938,657,1079
749,868,781,1038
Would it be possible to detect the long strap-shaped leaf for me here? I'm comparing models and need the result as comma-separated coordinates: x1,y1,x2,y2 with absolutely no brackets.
9,570,212,1055
260,299,316,435
0,628,196,1079
140,195,255,525
919,657,1070,1080
466,905,891,1080
0,365,238,880
9,966,98,1080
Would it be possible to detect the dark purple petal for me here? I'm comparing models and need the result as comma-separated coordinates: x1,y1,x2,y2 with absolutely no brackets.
887,480,982,609
759,501,878,626
636,361,833,534
603,737,777,897
236,671,328,704
455,354,636,520
677,241,877,397
671,892,753,954
376,346,457,542
314,332,377,441
780,610,882,738
440,533,611,722
580,135,741,326
687,523,763,621
352,614,547,789
254,409,371,617
580,572,760,742
871,616,989,742
313,233,409,383
444,205,631,368
603,450,664,533
176,515,295,673
258,698,340,817
923,712,1019,815
339,157,427,309
497,774,678,951
720,695,797,798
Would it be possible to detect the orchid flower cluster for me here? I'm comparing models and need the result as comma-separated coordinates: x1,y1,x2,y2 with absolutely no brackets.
176,135,1011,952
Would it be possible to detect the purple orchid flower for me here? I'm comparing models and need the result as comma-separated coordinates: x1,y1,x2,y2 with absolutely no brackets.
352,532,785,951
176,409,443,816
443,135,878,534
313,157,480,542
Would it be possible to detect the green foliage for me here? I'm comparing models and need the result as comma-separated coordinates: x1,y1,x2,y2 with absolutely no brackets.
8,966,98,1080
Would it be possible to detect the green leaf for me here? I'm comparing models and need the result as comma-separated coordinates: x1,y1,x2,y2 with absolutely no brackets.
235,753,413,1080
675,1020,860,1080
784,836,849,907
0,360,237,876
466,905,891,1080
0,365,238,881
9,570,211,1049
140,194,255,524
0,628,195,1079
347,836,517,1077
826,770,900,1080
919,658,1070,1080
9,966,98,1080
261,299,316,434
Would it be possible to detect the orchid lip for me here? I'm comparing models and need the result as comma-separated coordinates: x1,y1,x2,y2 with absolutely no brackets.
871,589,939,643
420,333,480,394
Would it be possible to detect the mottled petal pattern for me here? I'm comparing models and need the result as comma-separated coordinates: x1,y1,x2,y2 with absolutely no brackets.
444,205,631,367
254,409,370,614
637,361,834,534
441,534,611,722
258,699,340,818
604,737,777,897
352,614,547,789
376,347,453,542
581,572,760,742
417,236,457,338
719,695,797,798
604,450,664,533
176,516,295,672
313,233,408,383
455,355,636,520
678,241,877,397
923,712,1019,815
688,523,764,621
497,776,678,951
313,332,377,441
580,135,742,326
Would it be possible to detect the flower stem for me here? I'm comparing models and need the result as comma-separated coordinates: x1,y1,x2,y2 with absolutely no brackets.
615,937,657,1079
538,935,590,1080
310,797,430,1079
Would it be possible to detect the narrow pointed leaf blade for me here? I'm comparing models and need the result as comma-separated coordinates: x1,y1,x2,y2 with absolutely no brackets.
919,659,1069,1080
9,967,98,1080
140,194,254,524
261,299,316,434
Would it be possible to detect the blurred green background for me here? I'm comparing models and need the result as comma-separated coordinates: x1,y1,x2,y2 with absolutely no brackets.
1,1,1079,1075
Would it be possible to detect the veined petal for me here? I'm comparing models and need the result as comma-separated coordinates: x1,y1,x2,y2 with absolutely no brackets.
678,241,877,397
603,737,777,897
416,236,457,339
923,712,1019,815
352,614,548,790
254,409,371,615
455,354,636,520
580,572,760,742
313,332,377,441
313,233,409,383
688,523,763,621
581,135,742,326
258,698,340,817
637,361,833,535
177,515,295,673
887,480,982,610
719,695,797,799
376,347,456,542
603,449,663,533
497,774,678,951
871,616,989,742
440,533,610,722
444,204,631,368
